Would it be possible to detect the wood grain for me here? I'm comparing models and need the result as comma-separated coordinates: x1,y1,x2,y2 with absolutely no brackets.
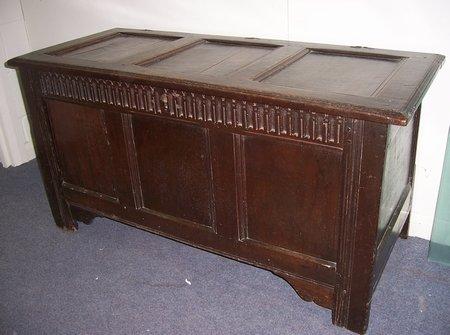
7,28,444,125
7,28,443,334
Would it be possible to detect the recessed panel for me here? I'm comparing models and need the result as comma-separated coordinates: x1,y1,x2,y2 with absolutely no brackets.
143,41,277,76
261,50,402,96
46,100,116,197
244,136,342,261
53,33,179,63
377,121,414,243
132,116,214,227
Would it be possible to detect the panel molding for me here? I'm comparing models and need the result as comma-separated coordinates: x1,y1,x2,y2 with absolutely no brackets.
139,206,216,234
61,181,119,203
242,238,336,271
121,113,144,209
98,108,119,199
204,128,218,233
233,134,248,241
38,71,344,147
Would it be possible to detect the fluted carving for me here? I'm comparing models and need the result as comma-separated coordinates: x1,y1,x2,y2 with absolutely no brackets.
39,71,344,146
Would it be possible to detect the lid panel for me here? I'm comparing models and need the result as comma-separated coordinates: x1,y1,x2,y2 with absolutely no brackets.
52,33,179,63
260,50,403,97
142,40,279,77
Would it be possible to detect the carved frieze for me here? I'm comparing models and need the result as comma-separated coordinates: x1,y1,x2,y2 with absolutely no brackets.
39,71,344,146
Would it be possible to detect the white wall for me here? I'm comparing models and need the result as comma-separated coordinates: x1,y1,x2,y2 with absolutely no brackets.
0,0,34,167
5,0,450,239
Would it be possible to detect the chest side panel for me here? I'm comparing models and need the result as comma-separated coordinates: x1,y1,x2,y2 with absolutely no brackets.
377,118,414,243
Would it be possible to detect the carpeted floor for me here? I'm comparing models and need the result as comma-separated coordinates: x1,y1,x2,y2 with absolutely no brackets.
0,160,449,335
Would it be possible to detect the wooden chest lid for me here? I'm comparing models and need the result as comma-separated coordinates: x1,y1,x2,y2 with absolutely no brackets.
7,28,444,125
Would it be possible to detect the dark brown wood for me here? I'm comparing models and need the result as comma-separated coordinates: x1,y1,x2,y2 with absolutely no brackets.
70,205,99,225
335,121,389,332
6,28,444,334
276,271,334,309
400,106,422,239
47,100,118,199
16,68,76,231
7,28,444,126
242,135,342,261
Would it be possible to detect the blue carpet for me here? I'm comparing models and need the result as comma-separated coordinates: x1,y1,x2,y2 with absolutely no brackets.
0,160,449,335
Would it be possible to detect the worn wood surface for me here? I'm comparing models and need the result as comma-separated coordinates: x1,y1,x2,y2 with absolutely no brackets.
7,29,444,334
7,28,444,125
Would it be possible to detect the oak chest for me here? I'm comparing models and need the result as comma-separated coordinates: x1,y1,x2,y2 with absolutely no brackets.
7,28,444,334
